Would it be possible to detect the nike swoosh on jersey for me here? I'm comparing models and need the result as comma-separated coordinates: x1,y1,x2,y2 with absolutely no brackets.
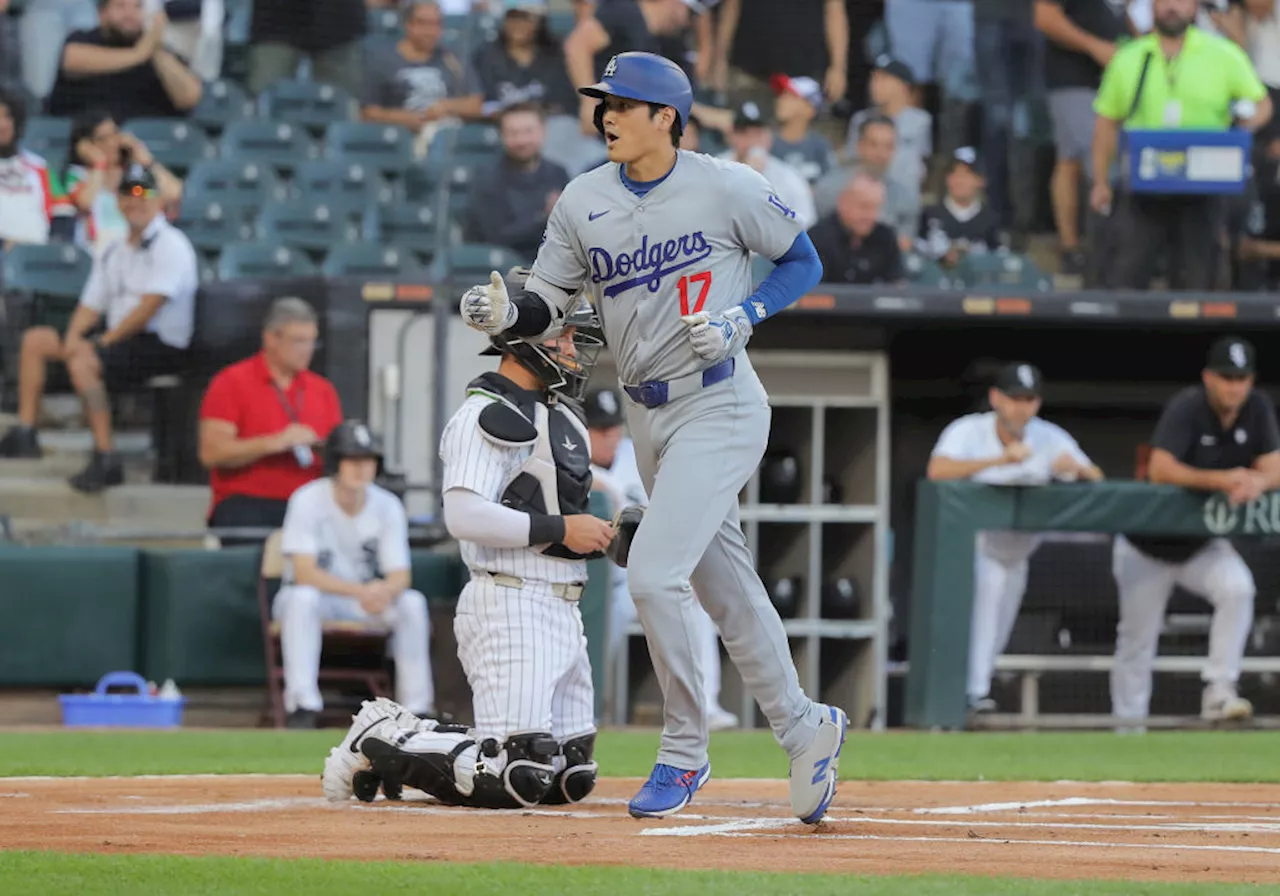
588,210,610,221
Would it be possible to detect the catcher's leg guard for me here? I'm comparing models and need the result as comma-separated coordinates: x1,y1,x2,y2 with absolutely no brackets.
495,731,558,807
541,733,598,805
358,721,479,803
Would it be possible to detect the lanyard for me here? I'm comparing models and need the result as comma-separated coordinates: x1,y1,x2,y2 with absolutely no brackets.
272,382,305,422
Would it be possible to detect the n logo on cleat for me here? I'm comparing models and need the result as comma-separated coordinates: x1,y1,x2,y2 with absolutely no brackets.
811,757,831,786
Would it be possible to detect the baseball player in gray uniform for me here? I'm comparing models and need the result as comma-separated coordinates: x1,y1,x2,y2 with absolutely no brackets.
320,300,614,809
458,51,847,824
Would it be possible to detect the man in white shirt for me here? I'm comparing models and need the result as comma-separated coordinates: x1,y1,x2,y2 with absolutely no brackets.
275,420,434,729
0,164,196,493
926,362,1104,713
583,387,740,731
0,86,56,247
719,101,817,230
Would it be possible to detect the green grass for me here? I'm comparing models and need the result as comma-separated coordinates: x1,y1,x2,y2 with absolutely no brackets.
0,852,1271,896
2,728,1280,781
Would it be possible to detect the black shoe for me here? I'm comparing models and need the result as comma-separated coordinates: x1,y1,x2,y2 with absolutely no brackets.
1061,248,1086,277
0,425,42,459
286,709,320,729
68,451,124,494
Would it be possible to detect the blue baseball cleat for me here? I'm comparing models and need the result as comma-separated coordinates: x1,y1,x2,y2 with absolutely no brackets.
789,704,848,824
628,762,711,818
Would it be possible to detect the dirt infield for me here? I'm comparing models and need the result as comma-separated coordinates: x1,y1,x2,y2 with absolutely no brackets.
2,775,1280,883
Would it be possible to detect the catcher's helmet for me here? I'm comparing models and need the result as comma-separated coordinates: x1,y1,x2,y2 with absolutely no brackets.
325,420,383,475
480,270,604,401
579,52,693,134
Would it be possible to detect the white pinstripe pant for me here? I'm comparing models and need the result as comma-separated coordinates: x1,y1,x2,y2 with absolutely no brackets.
454,576,596,745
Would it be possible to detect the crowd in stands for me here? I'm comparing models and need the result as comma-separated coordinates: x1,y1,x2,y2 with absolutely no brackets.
5,0,1280,493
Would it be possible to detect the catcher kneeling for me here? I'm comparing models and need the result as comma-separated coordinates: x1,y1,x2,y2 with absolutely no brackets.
323,285,642,809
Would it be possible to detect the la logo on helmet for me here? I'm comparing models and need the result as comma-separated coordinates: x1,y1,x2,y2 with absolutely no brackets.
604,56,618,78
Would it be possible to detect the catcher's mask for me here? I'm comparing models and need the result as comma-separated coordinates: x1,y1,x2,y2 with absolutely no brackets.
480,270,603,401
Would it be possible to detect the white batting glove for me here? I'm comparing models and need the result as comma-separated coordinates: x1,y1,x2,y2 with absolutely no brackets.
681,307,753,363
460,270,518,335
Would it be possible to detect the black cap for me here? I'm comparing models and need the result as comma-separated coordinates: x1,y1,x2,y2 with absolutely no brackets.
582,387,624,428
118,162,159,197
733,100,767,130
993,362,1043,398
1206,336,1256,376
873,55,916,87
949,146,984,177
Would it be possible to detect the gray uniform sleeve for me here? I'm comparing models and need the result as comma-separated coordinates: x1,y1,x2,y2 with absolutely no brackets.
725,163,807,261
530,192,588,292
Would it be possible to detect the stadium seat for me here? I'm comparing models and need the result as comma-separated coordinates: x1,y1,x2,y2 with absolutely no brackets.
366,6,401,37
321,244,425,278
547,9,576,38
440,243,528,283
216,241,318,280
220,120,319,173
367,201,440,261
955,251,1053,291
430,122,501,157
124,118,217,173
20,116,71,163
323,121,415,177
257,79,358,133
903,253,959,289
173,197,256,256
442,12,498,49
190,79,255,134
256,198,363,253
184,159,289,211
0,243,93,298
290,159,391,216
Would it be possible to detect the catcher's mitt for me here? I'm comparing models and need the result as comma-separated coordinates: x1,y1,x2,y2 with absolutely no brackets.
605,504,644,568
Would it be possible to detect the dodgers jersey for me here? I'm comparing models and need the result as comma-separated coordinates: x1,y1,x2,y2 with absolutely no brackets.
281,479,411,585
931,412,1093,486
531,151,807,385
440,393,592,586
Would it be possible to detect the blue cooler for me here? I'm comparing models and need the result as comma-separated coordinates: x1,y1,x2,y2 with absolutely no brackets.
58,671,186,728
1121,129,1252,195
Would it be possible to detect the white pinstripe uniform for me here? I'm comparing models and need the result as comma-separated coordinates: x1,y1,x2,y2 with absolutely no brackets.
438,389,597,749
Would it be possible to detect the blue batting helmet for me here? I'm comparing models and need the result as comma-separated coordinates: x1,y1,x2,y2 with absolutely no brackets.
579,52,693,131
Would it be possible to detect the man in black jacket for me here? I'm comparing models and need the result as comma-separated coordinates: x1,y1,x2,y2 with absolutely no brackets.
466,103,569,258
808,171,904,285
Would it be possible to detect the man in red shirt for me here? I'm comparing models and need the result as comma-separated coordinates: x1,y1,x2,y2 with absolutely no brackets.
198,297,343,530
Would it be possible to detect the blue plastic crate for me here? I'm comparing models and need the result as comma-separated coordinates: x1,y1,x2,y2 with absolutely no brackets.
1121,129,1252,195
59,671,185,728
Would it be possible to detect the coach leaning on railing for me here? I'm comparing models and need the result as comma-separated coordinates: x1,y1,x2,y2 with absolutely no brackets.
1089,0,1271,291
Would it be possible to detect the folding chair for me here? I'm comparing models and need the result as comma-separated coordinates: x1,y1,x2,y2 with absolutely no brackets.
256,529,394,729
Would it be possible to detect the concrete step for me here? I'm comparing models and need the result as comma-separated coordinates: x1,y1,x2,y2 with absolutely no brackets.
0,477,209,527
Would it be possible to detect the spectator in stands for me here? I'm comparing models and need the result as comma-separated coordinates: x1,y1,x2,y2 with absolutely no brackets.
845,57,932,199
883,0,978,165
563,0,695,135
807,171,904,285
363,0,484,139
926,362,1103,715
710,0,848,107
275,420,434,729
1243,0,1280,109
1091,0,1271,290
720,101,816,229
1235,126,1280,289
247,0,366,99
474,1,577,117
47,0,203,121
15,0,98,102
1035,0,1130,277
141,0,223,83
917,148,1003,266
679,112,703,150
0,164,196,493
465,102,569,258
1111,337,1280,725
60,109,183,253
198,298,344,531
767,74,834,184
973,0,1044,236
0,86,59,248
817,114,920,250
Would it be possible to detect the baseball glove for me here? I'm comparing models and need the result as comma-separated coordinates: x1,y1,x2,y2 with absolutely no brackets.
605,504,645,568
